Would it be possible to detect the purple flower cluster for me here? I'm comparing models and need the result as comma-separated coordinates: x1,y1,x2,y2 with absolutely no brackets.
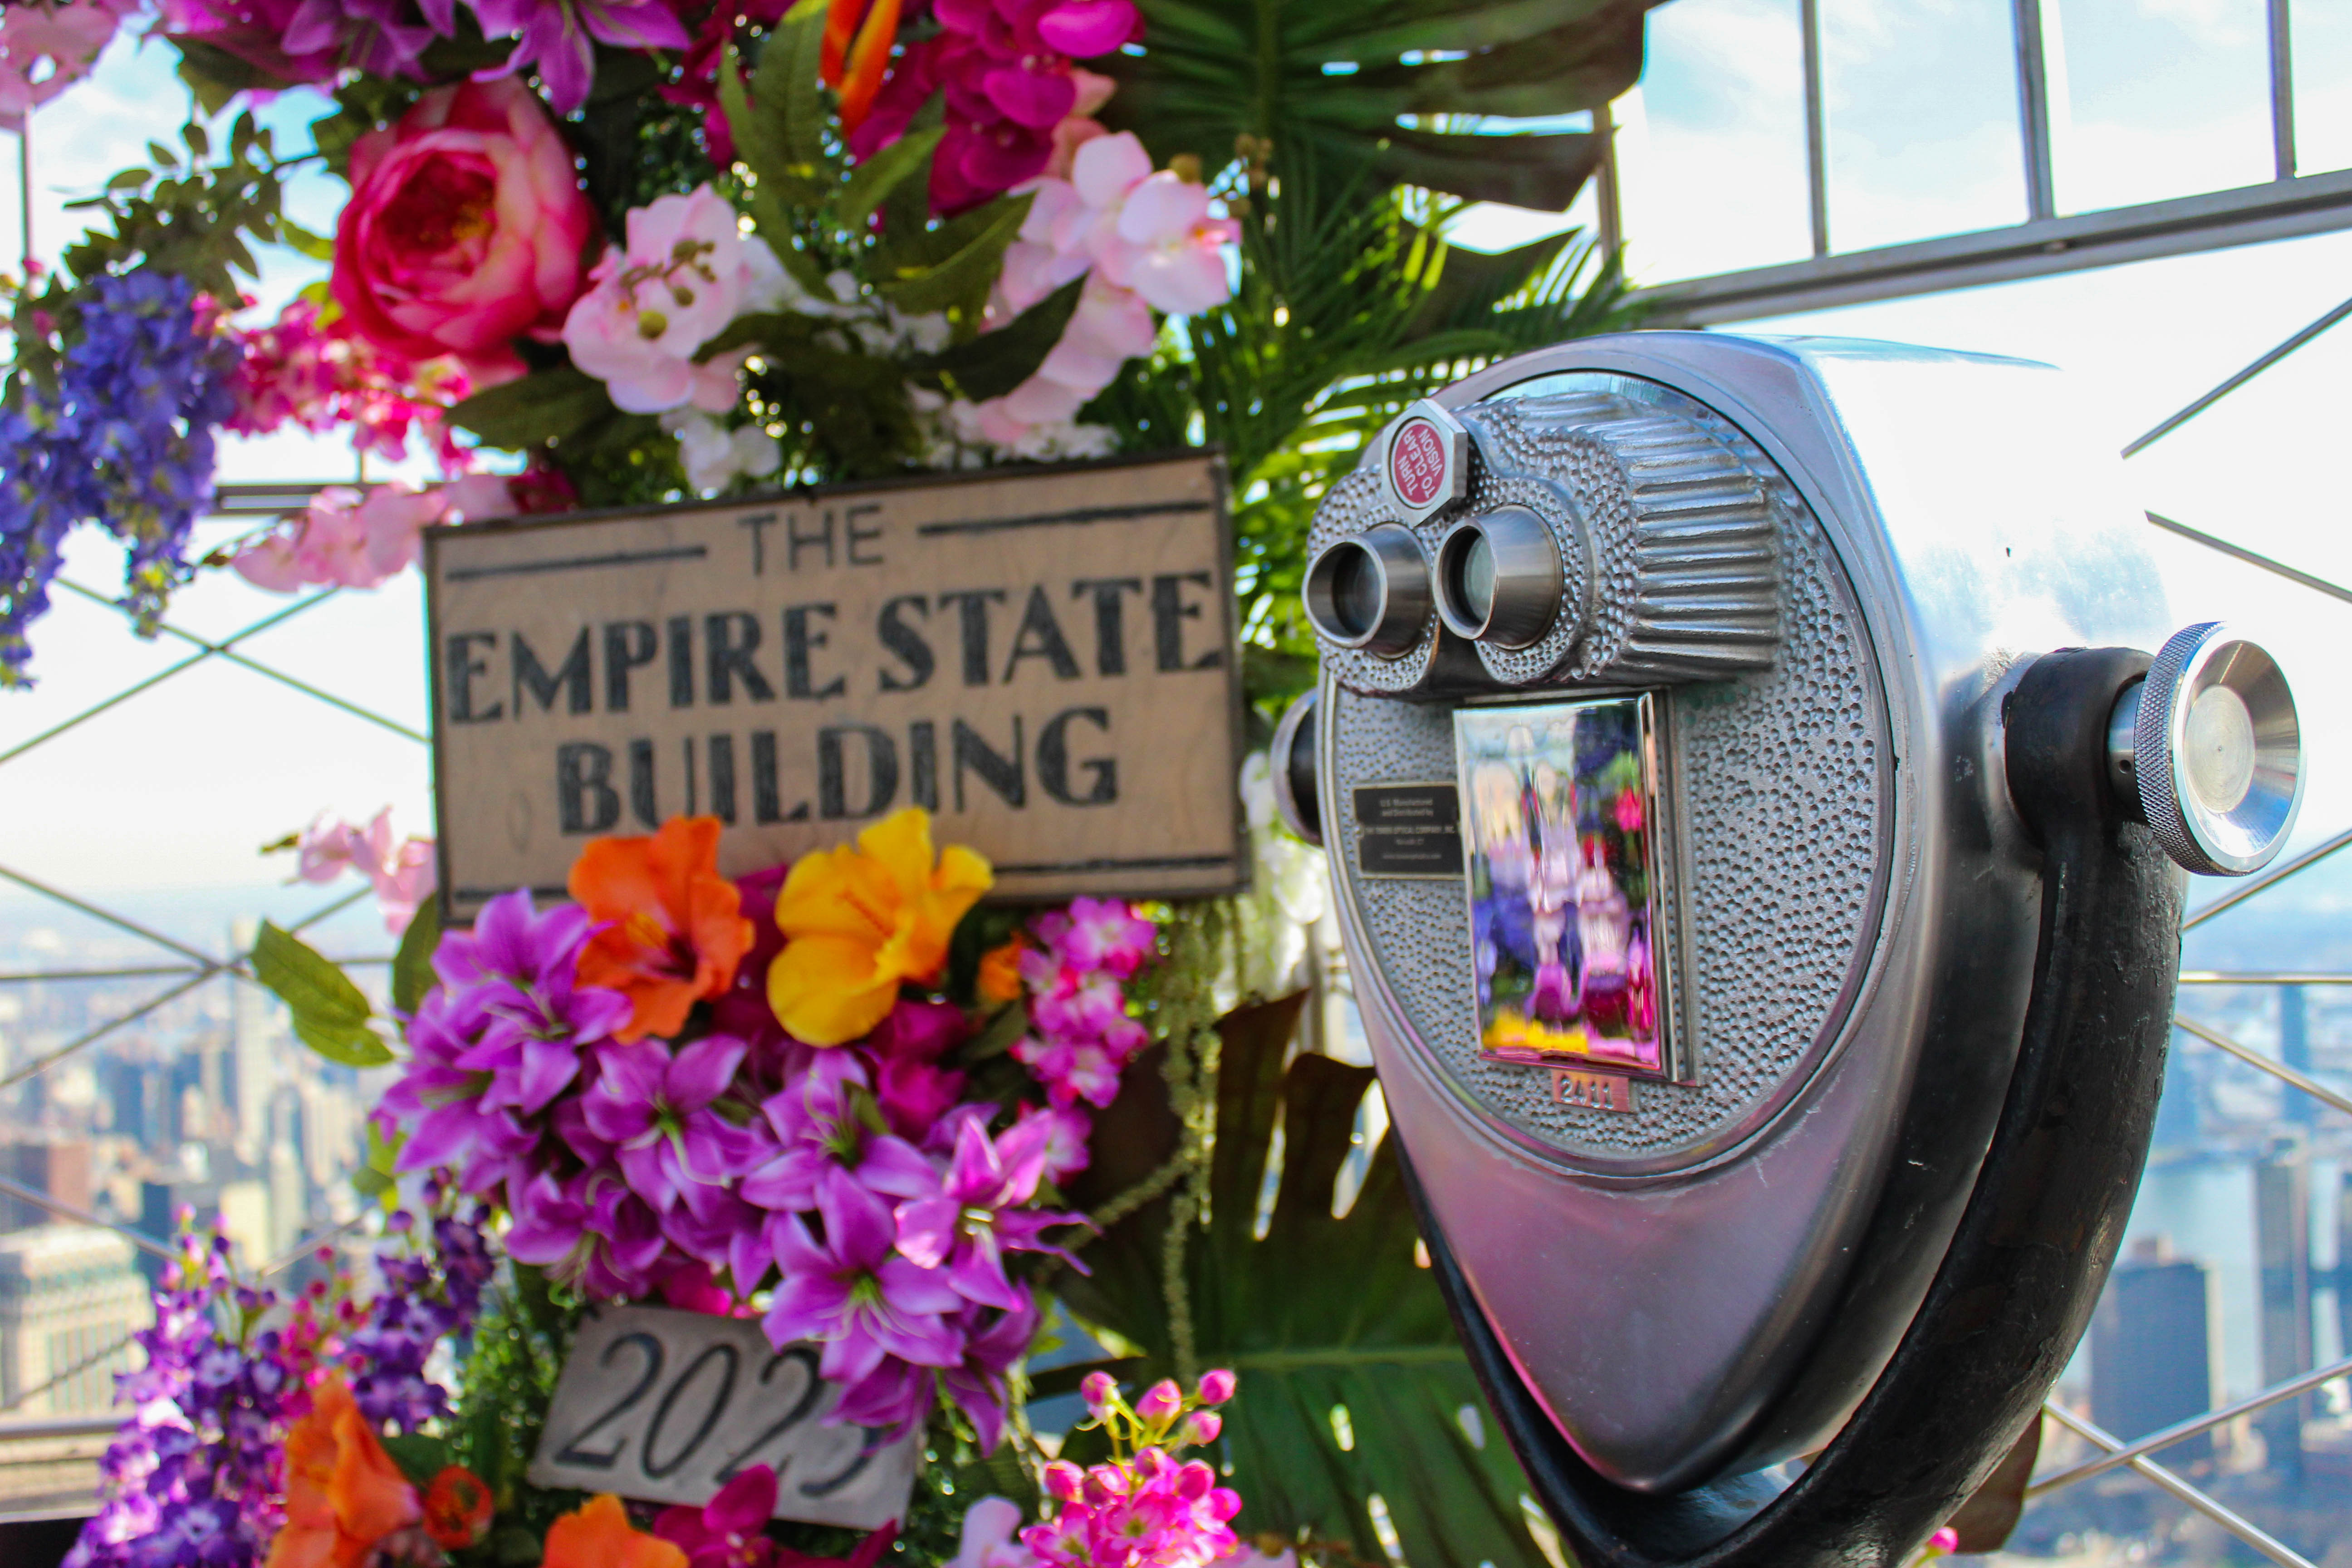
162,0,688,113
67,1205,495,1568
65,1224,324,1568
340,1206,496,1430
0,270,239,686
1013,898,1156,1111
379,882,1143,1446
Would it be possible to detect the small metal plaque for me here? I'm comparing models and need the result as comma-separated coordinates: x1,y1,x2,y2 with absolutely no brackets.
1383,399,1470,521
1353,784,1464,877
1455,695,1677,1080
1552,1068,1636,1114
529,1304,917,1529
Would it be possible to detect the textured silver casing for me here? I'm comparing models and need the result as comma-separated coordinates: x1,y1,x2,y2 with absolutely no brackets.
1321,333,2171,1491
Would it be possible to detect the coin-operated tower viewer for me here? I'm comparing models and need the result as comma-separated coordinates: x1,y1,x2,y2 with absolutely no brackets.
1271,333,2305,1568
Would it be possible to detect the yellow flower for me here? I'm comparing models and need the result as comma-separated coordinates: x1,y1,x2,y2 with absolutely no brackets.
769,807,992,1045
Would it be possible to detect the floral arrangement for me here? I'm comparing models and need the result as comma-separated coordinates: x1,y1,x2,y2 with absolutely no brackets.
70,804,1267,1568
0,0,1236,685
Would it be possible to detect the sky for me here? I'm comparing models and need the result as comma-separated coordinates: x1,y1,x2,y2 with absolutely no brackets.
6,0,2352,951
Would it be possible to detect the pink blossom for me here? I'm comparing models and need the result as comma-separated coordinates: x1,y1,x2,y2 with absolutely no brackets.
289,806,438,933
951,1496,1038,1568
564,184,788,414
230,482,448,593
1103,174,1239,315
0,0,138,131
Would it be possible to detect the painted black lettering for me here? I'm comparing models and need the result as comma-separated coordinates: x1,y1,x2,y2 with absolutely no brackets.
936,590,1007,688
1072,578,1143,676
550,1332,663,1470
512,627,592,716
750,732,800,824
1003,585,1081,682
705,612,775,704
666,615,695,708
445,632,502,723
557,744,621,833
846,503,885,565
739,511,778,574
952,717,1025,809
910,720,939,810
784,605,847,700
709,735,738,824
681,737,699,815
788,508,835,570
629,739,658,828
603,621,658,712
818,725,900,819
1038,706,1117,805
1152,572,1222,671
877,595,934,692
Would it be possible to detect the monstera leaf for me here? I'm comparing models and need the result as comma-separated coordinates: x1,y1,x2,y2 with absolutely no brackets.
1102,0,1665,212
1059,995,1552,1568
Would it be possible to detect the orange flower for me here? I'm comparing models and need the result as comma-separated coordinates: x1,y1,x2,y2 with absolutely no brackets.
543,1494,688,1568
421,1465,495,1550
573,816,756,1042
976,936,1026,1005
265,1375,421,1568
836,0,902,129
769,807,992,1045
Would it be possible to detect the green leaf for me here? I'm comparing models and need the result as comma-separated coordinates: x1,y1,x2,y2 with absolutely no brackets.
294,1015,395,1068
451,366,617,451
1059,994,1552,1568
766,0,833,180
839,124,944,230
250,921,396,1068
873,193,1031,317
696,309,824,362
278,219,336,263
392,898,441,1017
910,274,1083,402
172,39,298,118
380,1431,452,1490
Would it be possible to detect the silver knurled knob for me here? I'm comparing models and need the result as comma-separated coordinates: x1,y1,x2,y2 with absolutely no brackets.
2107,622,2303,877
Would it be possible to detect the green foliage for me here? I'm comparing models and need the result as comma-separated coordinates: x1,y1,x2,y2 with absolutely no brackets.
6,113,299,398
1088,144,1640,671
392,899,444,1017
446,1264,588,1544
1102,0,1661,211
1059,993,1552,1568
247,921,394,1068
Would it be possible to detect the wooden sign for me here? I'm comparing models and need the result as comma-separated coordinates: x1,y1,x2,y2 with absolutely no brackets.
528,1304,919,1529
425,453,1246,918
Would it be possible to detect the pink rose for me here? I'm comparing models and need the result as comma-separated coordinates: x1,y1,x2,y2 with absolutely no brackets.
331,78,595,382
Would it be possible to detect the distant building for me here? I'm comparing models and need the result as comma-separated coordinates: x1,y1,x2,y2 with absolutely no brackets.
0,1225,149,1416
0,1140,92,1233
2091,1240,2216,1465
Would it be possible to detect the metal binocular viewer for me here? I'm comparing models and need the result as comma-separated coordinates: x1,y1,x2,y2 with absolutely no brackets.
1275,333,2307,1568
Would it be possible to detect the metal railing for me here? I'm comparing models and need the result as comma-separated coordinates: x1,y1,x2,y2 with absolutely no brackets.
1626,0,2352,325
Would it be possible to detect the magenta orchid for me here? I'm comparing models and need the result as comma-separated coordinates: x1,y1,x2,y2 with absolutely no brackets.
652,1462,782,1568
582,1035,764,1211
504,1164,670,1297
740,1049,935,1214
763,1170,966,1389
468,0,690,114
895,1112,1088,1310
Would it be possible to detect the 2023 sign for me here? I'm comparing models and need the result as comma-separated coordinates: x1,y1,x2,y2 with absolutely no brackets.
528,1305,919,1529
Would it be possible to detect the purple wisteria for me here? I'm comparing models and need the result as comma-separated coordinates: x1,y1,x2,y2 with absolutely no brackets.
0,270,240,686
